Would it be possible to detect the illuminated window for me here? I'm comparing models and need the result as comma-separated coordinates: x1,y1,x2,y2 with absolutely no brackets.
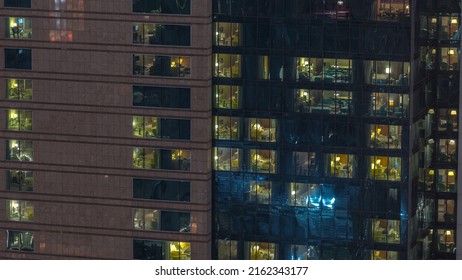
436,169,456,192
248,118,277,142
293,89,352,115
213,53,241,78
248,149,277,174
371,219,400,244
246,242,277,260
214,22,241,46
296,57,352,83
369,156,401,181
4,17,32,39
369,124,402,149
7,109,32,131
133,54,190,77
437,109,458,132
371,250,398,260
217,239,238,260
367,60,410,85
133,148,190,171
133,23,190,46
437,199,455,223
246,180,271,204
376,0,410,21
214,116,241,140
287,183,323,207
440,47,459,70
437,139,457,162
370,92,409,118
133,116,190,140
6,140,33,161
7,200,34,222
7,230,34,251
133,209,190,232
326,153,355,178
213,147,241,171
214,85,240,109
437,229,455,253
7,170,33,191
6,79,32,100
133,239,191,260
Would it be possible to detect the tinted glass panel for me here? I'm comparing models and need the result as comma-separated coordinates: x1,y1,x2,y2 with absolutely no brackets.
4,0,31,8
5,48,31,69
133,0,191,14
133,178,190,202
133,86,190,108
133,23,190,46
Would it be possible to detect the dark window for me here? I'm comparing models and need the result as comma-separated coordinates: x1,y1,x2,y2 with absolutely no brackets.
7,170,33,191
4,48,31,69
133,86,190,108
133,178,190,202
160,119,190,139
7,230,34,251
4,0,31,8
133,23,190,46
133,239,162,260
133,0,191,14
161,211,191,232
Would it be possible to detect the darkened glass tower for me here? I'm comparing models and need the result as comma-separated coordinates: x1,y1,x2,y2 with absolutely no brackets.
212,0,459,260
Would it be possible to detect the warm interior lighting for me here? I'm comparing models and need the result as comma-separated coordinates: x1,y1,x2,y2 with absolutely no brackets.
450,110,457,115
429,170,434,175
446,230,452,235
431,18,437,23
385,67,391,74
428,138,434,144
449,140,456,145
431,49,436,54
335,156,340,162
451,18,458,24
448,49,455,55
448,171,455,176
428,108,435,114
389,99,394,106
376,159,381,165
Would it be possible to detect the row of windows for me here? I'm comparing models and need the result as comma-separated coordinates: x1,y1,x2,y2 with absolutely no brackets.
213,0,410,22
420,46,460,70
214,85,410,118
216,240,400,260
214,54,413,84
420,14,460,42
133,209,190,232
214,148,404,180
214,116,403,149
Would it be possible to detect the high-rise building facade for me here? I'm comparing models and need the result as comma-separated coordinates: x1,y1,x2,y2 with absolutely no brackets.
1,0,212,259
0,0,460,260
211,0,460,260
